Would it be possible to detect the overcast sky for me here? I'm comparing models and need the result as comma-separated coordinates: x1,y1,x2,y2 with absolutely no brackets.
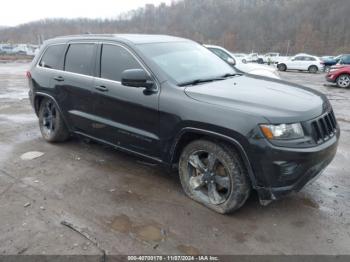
0,0,174,26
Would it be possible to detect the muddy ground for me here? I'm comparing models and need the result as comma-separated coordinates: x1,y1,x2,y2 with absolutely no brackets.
0,62,349,257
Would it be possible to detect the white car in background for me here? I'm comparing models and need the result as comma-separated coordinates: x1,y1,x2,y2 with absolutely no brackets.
277,53,323,73
204,45,280,79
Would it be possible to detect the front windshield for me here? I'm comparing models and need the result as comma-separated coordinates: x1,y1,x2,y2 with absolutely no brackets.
138,42,236,85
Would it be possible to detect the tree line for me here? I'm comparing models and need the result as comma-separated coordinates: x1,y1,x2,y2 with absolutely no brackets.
0,0,349,55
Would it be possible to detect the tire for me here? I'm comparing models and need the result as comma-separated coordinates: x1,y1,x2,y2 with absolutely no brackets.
179,139,251,214
308,65,318,73
277,63,287,71
257,58,264,64
242,59,247,64
38,98,70,142
336,74,350,88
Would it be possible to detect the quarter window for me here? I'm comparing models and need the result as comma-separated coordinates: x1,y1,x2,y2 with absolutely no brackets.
65,44,95,76
100,44,142,82
39,45,66,70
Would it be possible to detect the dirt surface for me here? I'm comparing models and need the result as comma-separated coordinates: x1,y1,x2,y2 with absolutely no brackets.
0,63,349,257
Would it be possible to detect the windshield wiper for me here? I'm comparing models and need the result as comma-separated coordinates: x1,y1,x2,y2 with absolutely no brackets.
178,77,225,87
221,72,243,78
178,73,242,87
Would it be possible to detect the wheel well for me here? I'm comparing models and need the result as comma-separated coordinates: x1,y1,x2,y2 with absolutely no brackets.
34,95,45,115
278,63,287,70
172,132,245,165
172,132,204,164
171,131,256,187
309,65,318,70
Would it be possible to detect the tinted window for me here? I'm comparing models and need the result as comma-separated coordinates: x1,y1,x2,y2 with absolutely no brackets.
341,55,350,64
65,44,95,76
100,44,142,82
39,45,66,70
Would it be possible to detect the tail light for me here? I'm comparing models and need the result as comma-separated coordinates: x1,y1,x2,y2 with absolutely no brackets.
26,71,32,79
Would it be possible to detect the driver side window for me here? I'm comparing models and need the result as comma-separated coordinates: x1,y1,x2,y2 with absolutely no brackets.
100,44,142,82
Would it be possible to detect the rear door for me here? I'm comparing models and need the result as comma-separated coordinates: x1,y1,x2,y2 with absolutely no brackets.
289,56,304,70
92,43,161,158
55,42,97,135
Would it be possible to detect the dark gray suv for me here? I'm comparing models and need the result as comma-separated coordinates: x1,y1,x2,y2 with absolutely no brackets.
27,34,339,213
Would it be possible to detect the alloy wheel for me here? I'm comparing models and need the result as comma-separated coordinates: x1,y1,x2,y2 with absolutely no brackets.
42,100,57,136
337,75,350,88
187,150,231,205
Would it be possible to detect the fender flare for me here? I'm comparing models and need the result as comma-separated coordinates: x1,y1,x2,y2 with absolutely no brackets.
33,92,71,131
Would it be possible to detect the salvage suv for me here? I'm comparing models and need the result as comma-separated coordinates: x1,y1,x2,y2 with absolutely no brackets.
27,34,339,213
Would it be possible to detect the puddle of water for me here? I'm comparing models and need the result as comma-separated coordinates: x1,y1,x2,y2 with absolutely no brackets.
108,214,166,243
0,91,28,100
299,197,320,209
133,225,163,242
177,245,200,255
0,114,36,123
111,214,132,234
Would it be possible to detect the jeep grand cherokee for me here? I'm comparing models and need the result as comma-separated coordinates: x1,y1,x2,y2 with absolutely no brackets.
27,34,339,213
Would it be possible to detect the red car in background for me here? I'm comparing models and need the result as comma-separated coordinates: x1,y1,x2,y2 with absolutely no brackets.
326,65,350,88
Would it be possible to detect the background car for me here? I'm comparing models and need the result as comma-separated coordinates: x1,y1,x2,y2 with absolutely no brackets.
242,53,260,63
326,65,350,88
261,52,280,64
277,53,323,73
204,45,280,79
321,54,350,72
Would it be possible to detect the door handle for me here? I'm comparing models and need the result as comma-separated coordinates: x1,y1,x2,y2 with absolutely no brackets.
95,85,109,92
53,76,64,82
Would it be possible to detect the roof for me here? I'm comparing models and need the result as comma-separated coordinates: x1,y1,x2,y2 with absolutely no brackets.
51,34,189,45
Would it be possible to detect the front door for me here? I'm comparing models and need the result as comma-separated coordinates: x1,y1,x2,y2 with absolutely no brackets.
92,43,160,158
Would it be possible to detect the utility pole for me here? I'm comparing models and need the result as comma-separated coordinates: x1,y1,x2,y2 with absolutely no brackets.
286,40,290,56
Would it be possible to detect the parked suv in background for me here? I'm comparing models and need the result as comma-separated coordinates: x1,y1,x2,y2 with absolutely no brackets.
277,54,323,73
28,34,339,213
204,45,280,79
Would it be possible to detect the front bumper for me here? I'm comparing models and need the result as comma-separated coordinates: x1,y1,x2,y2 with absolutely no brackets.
250,130,339,201
326,73,337,83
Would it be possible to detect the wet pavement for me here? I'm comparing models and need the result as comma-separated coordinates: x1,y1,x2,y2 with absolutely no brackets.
0,62,349,256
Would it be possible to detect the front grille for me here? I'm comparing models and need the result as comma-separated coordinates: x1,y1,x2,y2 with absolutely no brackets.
311,110,337,143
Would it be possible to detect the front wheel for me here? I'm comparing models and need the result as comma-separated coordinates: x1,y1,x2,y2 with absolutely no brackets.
38,98,70,142
277,63,287,71
336,74,350,88
308,65,318,73
179,140,250,214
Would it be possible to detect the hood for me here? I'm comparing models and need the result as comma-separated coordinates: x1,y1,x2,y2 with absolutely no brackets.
184,75,326,123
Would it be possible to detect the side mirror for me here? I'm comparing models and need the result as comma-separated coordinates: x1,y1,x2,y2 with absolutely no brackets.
121,69,154,89
227,57,236,65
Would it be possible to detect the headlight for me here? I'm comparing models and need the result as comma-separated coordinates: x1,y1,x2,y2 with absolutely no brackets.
260,123,304,140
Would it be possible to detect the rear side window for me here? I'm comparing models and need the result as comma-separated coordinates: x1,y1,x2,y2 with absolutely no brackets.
342,55,350,64
100,44,142,82
39,45,66,70
65,44,95,76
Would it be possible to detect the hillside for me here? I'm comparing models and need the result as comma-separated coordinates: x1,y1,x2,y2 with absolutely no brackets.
0,0,349,55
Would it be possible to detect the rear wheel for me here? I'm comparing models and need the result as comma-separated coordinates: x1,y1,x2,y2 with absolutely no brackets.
308,65,318,73
179,140,250,214
336,74,350,88
277,63,287,71
38,98,70,142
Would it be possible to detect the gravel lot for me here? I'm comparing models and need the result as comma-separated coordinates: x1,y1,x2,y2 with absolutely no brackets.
0,62,349,257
